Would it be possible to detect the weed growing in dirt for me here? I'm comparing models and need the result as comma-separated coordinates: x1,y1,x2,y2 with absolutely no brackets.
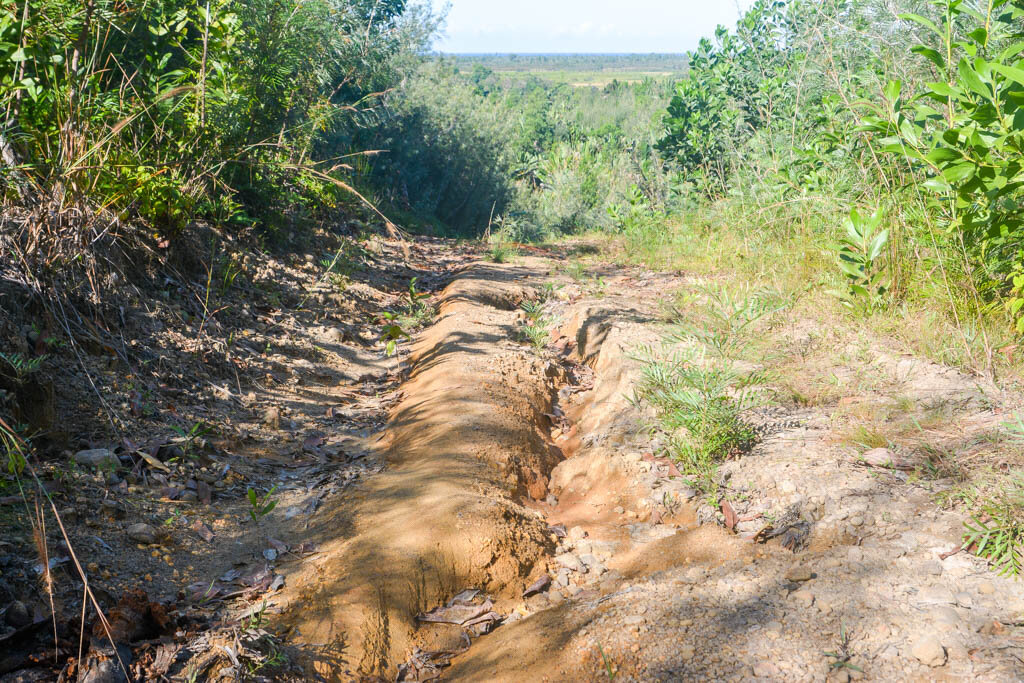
540,282,562,301
488,243,518,263
565,261,586,281
634,285,779,497
0,352,46,381
397,277,435,330
516,300,551,352
0,419,26,475
247,486,278,524
831,208,889,315
634,345,764,495
840,424,890,451
962,472,1024,577
169,421,212,461
520,300,545,323
596,643,617,680
486,218,521,263
380,312,411,356
824,622,862,675
588,275,608,298
669,285,788,361
321,242,366,291
520,322,550,352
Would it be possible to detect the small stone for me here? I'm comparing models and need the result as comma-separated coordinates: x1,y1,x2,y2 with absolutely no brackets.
5,600,31,628
613,506,625,515
555,553,584,572
930,606,961,628
679,645,695,660
954,592,973,607
785,566,814,582
525,593,549,611
578,553,599,567
780,480,797,494
566,584,582,597
73,448,119,469
861,448,895,467
923,561,943,576
792,589,814,606
850,516,865,527
567,526,588,541
977,582,995,595
753,662,778,678
126,523,157,545
846,546,864,563
910,634,946,667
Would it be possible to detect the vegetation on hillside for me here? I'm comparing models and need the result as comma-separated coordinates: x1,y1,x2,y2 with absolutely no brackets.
3,0,1024,583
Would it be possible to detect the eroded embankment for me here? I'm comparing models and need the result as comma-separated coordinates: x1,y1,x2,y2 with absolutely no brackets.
278,261,569,678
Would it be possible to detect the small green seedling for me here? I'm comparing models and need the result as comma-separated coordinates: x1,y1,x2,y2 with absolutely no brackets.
247,486,278,523
520,300,544,322
170,421,212,460
833,208,889,314
540,282,562,301
380,312,411,356
406,277,430,310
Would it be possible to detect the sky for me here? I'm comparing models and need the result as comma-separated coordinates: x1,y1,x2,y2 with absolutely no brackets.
434,0,755,54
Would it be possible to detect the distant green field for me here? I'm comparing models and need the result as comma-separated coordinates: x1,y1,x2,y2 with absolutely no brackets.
446,53,688,88
491,69,679,87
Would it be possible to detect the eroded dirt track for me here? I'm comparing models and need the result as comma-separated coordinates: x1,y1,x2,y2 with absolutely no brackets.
268,252,1024,682
278,260,567,678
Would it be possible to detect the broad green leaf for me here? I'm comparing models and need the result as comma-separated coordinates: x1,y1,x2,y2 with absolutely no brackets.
898,13,942,38
926,82,961,98
911,46,945,70
941,162,976,183
867,230,889,261
840,261,865,279
991,63,1024,87
958,59,991,99
999,41,1024,62
923,177,953,193
884,80,902,104
926,147,960,163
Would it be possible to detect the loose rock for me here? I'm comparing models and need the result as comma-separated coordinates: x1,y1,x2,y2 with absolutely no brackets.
910,635,946,667
785,566,814,582
126,523,157,545
74,449,119,469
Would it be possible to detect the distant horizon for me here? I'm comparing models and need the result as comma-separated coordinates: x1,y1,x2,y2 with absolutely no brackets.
438,52,689,57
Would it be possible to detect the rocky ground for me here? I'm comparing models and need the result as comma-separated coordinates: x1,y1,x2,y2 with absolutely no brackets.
1,233,1022,681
